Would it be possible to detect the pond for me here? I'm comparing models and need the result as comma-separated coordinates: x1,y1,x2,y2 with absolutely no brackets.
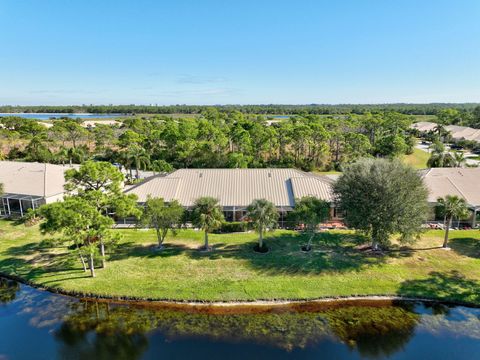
0,278,479,359
0,113,122,120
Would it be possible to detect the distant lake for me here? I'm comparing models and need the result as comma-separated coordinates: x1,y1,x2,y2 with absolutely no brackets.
0,113,122,120
1,278,480,360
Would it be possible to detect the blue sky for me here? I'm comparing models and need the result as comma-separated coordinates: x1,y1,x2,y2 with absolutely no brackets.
1,0,479,105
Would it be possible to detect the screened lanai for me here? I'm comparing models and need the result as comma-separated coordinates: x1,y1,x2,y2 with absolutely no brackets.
1,193,44,217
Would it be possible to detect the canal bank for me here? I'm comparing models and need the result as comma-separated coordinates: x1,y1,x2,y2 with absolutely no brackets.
1,277,480,360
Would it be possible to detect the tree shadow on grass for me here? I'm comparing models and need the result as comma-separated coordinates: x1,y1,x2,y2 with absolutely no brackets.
109,241,192,261
397,271,480,304
185,232,413,275
448,237,480,259
0,241,87,281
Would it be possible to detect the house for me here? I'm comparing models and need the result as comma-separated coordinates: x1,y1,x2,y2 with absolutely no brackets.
410,121,438,133
445,125,480,144
0,161,73,217
420,167,480,227
124,168,336,226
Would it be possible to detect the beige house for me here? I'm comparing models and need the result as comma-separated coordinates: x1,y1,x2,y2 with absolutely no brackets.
125,168,336,226
410,121,437,133
420,167,480,226
445,125,480,143
0,161,73,217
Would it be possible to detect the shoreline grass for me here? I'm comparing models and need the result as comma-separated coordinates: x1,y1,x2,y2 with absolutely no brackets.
0,220,478,304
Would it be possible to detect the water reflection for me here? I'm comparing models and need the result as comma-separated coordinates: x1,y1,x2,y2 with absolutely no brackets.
0,278,19,304
0,278,479,360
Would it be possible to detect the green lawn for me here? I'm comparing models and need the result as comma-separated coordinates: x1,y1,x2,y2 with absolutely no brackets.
403,148,430,169
0,220,479,304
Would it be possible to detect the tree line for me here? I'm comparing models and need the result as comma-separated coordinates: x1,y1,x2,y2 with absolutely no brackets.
0,110,417,172
1,103,479,116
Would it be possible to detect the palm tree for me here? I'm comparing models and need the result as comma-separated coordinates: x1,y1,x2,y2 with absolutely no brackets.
433,124,447,137
437,195,469,248
427,150,455,168
67,146,89,165
452,151,466,167
55,146,69,165
118,150,134,180
247,199,279,251
127,144,150,179
192,197,224,251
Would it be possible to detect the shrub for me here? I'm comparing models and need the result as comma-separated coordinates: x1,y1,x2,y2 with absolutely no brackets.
215,221,249,233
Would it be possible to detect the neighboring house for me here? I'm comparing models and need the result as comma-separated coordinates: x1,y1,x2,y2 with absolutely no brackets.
410,121,480,145
0,161,73,217
125,168,336,226
420,167,480,227
445,125,480,144
410,121,437,133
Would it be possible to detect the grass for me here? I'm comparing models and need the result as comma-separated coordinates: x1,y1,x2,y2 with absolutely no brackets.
0,220,479,304
403,148,430,169
313,170,342,175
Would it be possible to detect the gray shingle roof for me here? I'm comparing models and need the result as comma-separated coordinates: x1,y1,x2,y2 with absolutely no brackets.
125,168,333,207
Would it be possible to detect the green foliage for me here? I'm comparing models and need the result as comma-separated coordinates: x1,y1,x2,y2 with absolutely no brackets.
436,195,470,248
289,196,330,249
1,220,480,303
65,160,124,193
50,119,88,148
216,221,249,233
2,110,420,171
38,196,116,276
139,197,184,247
192,197,224,249
375,134,407,158
61,161,139,271
247,199,279,250
1,103,479,116
333,158,429,249
151,159,173,173
111,194,142,220
24,134,53,162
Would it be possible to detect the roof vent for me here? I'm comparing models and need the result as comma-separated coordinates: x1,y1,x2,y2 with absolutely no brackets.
268,172,272,178
199,173,203,178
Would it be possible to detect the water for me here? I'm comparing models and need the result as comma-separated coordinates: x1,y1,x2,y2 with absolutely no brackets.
0,113,122,120
270,115,291,119
1,278,479,360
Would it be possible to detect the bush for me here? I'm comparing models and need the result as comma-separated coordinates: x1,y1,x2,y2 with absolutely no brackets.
215,221,249,233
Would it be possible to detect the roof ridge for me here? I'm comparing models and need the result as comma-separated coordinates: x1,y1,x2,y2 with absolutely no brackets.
124,174,163,193
420,168,432,179
446,175,468,202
